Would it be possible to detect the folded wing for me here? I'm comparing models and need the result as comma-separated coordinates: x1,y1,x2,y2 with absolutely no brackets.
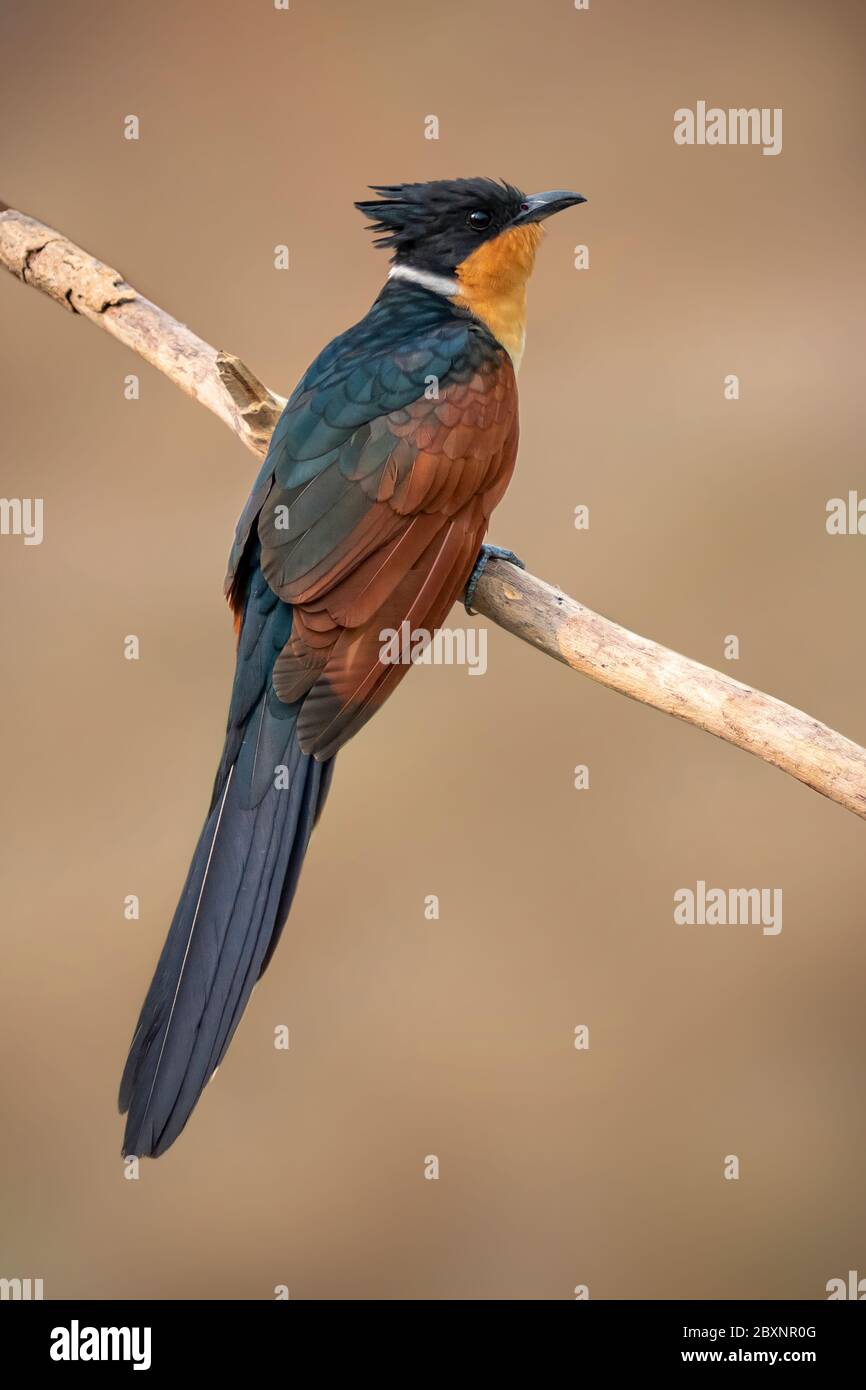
227,307,519,760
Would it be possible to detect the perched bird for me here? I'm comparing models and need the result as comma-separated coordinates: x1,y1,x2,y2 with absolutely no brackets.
119,177,586,1157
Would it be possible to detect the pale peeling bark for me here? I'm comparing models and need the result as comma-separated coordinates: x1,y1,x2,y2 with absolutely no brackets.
0,203,284,452
2,200,864,820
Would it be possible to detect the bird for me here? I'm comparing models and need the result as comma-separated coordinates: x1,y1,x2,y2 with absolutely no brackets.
119,177,586,1157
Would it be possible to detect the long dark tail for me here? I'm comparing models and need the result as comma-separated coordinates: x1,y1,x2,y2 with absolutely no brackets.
119,572,332,1157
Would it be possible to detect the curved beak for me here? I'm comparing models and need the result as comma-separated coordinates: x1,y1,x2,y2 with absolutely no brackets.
512,190,587,226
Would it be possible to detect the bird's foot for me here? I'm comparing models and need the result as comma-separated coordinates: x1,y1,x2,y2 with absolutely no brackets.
464,544,525,614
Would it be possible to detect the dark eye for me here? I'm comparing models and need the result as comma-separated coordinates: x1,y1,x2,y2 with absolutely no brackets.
467,209,492,230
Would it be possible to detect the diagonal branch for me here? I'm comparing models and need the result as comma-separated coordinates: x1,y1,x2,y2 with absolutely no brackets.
2,200,865,821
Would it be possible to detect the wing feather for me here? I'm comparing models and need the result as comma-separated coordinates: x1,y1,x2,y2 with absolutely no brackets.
227,301,519,759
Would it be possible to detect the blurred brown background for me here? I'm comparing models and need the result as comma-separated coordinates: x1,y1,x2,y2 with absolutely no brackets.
1,0,865,1300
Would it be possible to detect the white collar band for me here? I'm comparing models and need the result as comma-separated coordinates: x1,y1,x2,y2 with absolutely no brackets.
388,264,460,298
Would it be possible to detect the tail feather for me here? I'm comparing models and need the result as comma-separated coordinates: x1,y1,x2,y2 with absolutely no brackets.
119,691,327,1158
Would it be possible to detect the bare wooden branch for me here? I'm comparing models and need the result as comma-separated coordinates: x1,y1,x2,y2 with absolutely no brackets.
0,204,285,453
473,565,866,819
2,200,864,820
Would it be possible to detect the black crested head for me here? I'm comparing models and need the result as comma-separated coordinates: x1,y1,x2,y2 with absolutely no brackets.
355,177,527,275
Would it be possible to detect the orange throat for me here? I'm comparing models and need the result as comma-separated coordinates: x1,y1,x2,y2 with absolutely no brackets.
452,223,543,370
